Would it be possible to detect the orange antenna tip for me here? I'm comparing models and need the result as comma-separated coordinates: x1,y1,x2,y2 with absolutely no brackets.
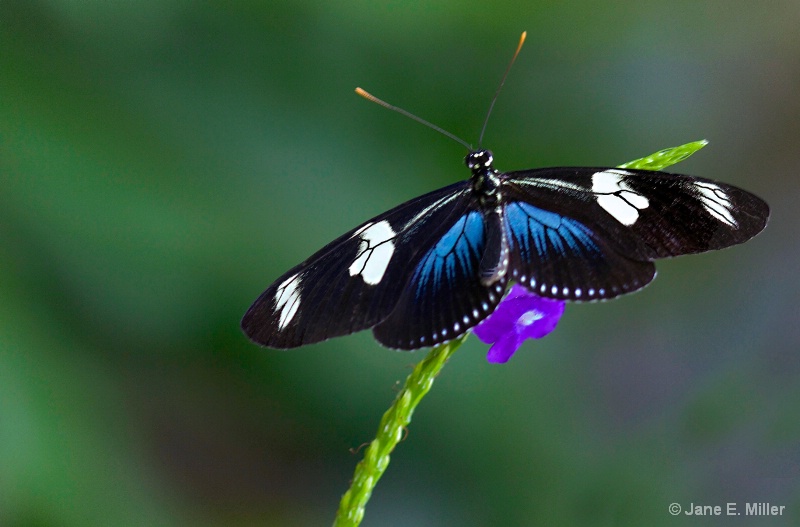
478,32,528,146
518,31,527,50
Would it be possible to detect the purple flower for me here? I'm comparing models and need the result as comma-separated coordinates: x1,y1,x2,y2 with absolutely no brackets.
473,285,565,363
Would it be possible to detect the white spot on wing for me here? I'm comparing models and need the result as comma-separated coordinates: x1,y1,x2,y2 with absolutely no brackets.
348,220,396,285
275,275,302,330
695,182,737,227
592,169,649,226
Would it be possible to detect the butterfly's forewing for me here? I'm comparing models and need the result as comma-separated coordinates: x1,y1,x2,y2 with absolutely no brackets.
501,167,769,301
373,208,507,349
241,182,472,349
608,169,769,257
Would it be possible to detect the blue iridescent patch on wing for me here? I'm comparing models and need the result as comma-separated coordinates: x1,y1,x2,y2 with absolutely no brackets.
413,211,484,297
505,202,598,258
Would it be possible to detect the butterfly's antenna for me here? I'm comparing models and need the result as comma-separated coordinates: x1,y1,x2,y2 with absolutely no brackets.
478,31,527,147
355,87,472,151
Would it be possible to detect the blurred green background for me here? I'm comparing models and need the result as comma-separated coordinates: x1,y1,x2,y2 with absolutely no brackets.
2,1,799,526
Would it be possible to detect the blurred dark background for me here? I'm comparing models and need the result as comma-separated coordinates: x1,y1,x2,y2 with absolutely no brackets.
2,1,799,526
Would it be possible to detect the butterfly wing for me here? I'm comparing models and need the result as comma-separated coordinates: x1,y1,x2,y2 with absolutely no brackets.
372,209,508,349
501,197,657,300
242,181,473,349
501,167,769,301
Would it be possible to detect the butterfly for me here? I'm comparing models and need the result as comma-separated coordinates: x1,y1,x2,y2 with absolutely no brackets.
241,144,769,350
241,36,769,351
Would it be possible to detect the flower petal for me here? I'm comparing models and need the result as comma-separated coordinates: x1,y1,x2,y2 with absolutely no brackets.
504,284,532,301
474,284,567,363
486,332,521,363
473,297,526,343
516,299,565,340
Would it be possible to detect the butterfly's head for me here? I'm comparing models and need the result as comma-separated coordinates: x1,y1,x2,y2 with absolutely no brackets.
465,149,494,171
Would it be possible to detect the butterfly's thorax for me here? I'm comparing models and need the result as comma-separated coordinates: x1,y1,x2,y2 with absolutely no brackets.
466,149,502,208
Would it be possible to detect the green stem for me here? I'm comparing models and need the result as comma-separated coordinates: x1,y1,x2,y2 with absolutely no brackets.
333,336,466,527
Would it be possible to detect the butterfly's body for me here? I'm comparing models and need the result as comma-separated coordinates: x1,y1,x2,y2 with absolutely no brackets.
242,149,769,350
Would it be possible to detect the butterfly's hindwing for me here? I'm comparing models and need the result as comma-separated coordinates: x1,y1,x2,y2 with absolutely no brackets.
501,199,656,301
373,206,507,349
241,182,471,348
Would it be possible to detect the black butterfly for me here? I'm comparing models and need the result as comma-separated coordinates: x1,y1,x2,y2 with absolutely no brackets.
242,147,769,350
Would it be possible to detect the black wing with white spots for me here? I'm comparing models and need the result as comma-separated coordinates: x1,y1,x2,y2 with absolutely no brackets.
499,166,769,301
242,182,489,349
